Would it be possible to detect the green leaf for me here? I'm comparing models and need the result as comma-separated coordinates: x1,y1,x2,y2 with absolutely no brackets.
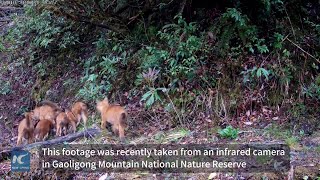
257,45,269,54
257,68,262,78
154,91,161,101
261,68,270,80
146,94,155,107
141,91,153,101
218,126,239,139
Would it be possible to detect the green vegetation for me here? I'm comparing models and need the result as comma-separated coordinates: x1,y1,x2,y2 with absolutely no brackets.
285,136,299,148
218,126,239,139
154,128,190,143
264,124,292,139
2,0,320,138
0,81,11,95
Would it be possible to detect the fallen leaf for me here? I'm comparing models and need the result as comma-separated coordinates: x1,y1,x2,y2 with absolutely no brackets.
208,172,218,179
250,116,256,121
99,173,108,180
205,118,212,122
244,121,253,126
246,110,251,117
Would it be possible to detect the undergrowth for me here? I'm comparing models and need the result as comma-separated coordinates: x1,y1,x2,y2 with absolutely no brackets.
4,0,320,134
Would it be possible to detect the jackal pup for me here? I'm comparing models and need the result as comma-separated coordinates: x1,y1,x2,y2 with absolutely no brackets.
17,112,34,145
34,119,54,141
55,111,74,136
70,101,88,126
96,98,128,140
30,100,62,125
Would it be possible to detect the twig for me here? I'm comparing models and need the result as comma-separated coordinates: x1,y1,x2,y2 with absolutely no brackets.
13,127,101,151
165,91,184,128
178,0,187,16
286,38,320,64
283,5,296,41
0,18,12,22
238,130,253,134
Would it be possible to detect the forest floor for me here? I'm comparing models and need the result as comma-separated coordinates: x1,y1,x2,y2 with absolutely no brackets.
0,55,319,178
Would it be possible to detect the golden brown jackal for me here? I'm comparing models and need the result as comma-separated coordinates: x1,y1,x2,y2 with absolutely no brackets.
55,111,76,136
17,112,34,145
30,100,62,125
70,101,88,126
96,98,127,140
34,119,54,141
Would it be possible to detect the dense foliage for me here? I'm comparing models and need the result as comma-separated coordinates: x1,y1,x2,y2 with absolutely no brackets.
6,0,320,130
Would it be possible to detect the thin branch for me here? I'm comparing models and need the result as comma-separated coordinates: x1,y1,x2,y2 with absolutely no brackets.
12,127,101,151
178,0,187,16
286,38,320,64
77,19,123,33
283,5,296,41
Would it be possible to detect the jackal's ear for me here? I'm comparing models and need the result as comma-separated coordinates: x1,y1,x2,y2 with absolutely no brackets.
24,112,31,119
96,99,101,104
103,97,109,103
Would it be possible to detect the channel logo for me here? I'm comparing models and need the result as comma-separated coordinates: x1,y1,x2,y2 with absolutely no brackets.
11,150,30,172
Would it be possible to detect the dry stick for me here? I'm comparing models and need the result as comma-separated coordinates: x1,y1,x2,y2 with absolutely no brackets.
178,0,187,16
284,5,296,41
0,128,99,162
165,91,183,128
286,38,320,64
14,127,101,151
0,18,11,22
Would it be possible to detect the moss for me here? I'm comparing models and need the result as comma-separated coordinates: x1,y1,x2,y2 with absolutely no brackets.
267,90,283,107
63,78,82,97
315,75,320,86
285,136,299,148
31,77,53,102
264,123,292,139
292,116,319,136
207,126,220,136
228,83,242,115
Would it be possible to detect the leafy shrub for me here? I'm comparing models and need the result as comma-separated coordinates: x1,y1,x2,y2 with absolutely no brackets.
242,66,271,85
302,83,320,100
218,126,239,139
0,81,11,95
8,3,87,84
285,136,299,148
77,54,120,101
13,6,79,57
141,88,167,108
139,16,209,89
77,73,105,102
212,8,269,57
